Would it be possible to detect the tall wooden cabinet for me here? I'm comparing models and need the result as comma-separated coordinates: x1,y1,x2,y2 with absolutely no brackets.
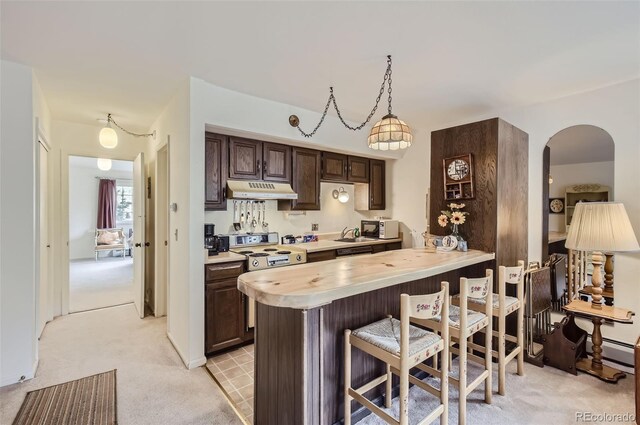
205,132,228,210
279,147,321,211
429,118,529,270
369,159,386,210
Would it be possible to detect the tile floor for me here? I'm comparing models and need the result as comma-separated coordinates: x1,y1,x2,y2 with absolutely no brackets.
206,345,255,424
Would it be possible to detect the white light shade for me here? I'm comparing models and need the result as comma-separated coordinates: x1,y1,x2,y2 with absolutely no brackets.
97,158,112,171
338,190,350,203
368,114,413,150
565,202,639,252
99,124,118,149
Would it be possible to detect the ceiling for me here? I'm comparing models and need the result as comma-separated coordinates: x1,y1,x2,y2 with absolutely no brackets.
547,125,614,165
2,2,639,133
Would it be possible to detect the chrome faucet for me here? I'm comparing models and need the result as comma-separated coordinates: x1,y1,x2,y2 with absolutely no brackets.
341,226,355,239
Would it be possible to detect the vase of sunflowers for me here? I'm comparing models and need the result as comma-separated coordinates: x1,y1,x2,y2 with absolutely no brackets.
437,202,469,242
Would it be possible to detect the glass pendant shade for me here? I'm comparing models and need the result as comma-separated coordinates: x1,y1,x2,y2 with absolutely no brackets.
97,158,112,171
368,114,413,151
332,187,350,203
99,124,118,149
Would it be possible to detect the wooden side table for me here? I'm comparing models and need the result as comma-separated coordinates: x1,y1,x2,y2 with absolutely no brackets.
562,300,634,383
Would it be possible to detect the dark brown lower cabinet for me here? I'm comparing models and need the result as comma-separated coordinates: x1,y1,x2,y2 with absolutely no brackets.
306,242,401,263
205,261,252,355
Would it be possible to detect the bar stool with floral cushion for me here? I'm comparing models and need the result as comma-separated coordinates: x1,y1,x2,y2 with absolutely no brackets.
344,283,450,425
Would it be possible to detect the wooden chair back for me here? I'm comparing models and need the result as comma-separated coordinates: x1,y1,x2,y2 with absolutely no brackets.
400,283,449,357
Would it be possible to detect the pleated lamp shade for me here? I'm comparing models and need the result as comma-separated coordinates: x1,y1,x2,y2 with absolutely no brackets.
565,202,639,252
367,114,413,151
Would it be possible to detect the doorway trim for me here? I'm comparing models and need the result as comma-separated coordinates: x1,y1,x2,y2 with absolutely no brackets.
35,118,52,339
59,152,138,315
154,138,170,317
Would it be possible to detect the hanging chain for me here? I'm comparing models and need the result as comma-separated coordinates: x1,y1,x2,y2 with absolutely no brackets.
387,58,393,115
292,55,393,138
107,114,155,138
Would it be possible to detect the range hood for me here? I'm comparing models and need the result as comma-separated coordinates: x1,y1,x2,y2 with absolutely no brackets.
226,180,298,200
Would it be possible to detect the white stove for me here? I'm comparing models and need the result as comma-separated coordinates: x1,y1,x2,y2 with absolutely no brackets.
225,232,307,330
227,232,307,271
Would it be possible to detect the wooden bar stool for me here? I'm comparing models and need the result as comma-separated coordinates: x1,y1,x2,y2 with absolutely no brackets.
424,272,493,425
344,283,450,425
453,262,525,395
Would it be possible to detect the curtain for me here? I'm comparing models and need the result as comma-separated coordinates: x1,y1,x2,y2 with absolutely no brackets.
97,179,117,229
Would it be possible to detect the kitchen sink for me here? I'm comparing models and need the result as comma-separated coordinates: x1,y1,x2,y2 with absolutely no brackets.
333,237,378,243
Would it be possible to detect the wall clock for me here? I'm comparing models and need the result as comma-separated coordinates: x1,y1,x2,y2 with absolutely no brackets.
549,198,564,214
443,154,474,200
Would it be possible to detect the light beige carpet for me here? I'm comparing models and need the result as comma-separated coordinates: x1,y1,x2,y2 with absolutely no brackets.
358,358,635,425
0,304,242,425
69,257,134,312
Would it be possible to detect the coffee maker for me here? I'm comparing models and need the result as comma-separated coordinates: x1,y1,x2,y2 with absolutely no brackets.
204,224,217,255
204,224,230,256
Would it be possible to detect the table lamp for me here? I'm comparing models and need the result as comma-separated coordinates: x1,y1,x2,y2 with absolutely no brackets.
565,202,639,309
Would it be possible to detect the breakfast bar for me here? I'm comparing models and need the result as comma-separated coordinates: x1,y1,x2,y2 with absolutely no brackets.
238,248,495,425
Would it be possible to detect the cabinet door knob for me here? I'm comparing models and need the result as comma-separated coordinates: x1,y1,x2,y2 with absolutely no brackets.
135,243,142,247
257,159,261,172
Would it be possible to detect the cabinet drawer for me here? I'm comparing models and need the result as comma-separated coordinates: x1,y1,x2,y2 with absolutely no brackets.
205,261,245,282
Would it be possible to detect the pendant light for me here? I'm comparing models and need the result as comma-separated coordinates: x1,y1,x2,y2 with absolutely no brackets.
97,158,112,171
99,120,118,149
99,113,156,149
288,55,412,150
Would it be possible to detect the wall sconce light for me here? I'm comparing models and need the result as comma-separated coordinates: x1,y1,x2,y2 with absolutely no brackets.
99,113,156,149
97,158,112,171
332,187,350,203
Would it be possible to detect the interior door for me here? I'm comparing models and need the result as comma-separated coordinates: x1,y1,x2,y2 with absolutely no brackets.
133,152,146,318
38,141,50,337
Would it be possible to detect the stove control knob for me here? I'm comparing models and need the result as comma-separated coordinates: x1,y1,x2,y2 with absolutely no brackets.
296,254,302,261
252,259,259,267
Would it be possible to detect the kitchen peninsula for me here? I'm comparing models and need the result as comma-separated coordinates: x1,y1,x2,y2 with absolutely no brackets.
237,248,495,424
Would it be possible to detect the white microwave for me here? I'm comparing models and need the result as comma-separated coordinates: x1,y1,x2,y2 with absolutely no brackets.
361,219,399,239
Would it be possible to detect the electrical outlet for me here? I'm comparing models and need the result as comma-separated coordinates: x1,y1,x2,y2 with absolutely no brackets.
311,223,319,231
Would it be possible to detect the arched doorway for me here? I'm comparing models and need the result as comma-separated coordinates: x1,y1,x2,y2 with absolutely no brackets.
542,124,615,300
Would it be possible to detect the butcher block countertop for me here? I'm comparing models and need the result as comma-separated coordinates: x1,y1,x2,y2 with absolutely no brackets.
297,237,402,253
204,250,246,265
237,248,495,309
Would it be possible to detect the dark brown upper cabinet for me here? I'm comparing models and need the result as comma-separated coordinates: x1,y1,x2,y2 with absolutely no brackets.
205,132,228,211
262,142,291,182
279,147,321,211
322,152,348,181
229,137,262,180
369,159,386,210
229,137,291,183
321,153,370,184
348,156,370,183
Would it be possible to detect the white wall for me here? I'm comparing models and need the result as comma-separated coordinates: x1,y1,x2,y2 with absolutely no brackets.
146,80,191,365
0,61,39,385
68,160,133,260
548,161,614,232
206,181,390,237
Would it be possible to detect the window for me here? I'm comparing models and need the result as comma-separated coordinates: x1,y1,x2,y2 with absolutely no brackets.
116,183,133,224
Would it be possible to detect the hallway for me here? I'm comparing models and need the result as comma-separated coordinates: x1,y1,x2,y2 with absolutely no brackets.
0,304,242,425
